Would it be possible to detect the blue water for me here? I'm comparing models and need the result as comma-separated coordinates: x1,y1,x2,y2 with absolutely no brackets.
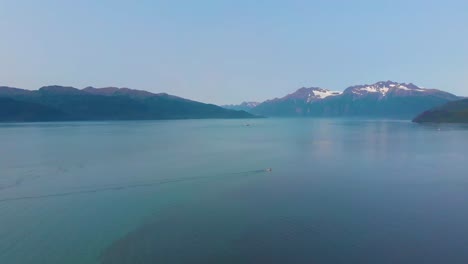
1,119,468,264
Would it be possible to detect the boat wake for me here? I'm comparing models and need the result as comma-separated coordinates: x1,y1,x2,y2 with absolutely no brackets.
0,169,270,203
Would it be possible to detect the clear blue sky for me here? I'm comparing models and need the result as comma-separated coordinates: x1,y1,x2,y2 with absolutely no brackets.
1,0,467,104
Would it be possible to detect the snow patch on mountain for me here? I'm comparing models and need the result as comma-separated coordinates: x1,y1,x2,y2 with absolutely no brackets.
396,85,425,92
241,101,260,108
348,81,428,98
222,101,260,111
307,89,342,102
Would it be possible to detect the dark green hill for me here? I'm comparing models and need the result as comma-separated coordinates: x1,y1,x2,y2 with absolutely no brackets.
0,97,69,122
413,99,468,123
0,86,255,122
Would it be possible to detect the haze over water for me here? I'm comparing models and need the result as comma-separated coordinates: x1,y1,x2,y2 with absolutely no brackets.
1,119,468,264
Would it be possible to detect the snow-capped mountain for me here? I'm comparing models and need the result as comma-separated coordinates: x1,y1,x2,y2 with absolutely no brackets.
344,81,456,100
307,88,342,101
251,87,341,116
271,87,342,103
247,81,460,118
223,87,342,114
222,101,260,112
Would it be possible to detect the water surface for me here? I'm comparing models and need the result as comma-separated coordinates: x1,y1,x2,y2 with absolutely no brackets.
1,119,467,264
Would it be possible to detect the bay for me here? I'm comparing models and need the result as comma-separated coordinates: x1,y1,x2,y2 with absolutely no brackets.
1,119,468,264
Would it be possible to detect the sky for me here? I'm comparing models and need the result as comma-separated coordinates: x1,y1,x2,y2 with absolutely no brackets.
0,0,467,104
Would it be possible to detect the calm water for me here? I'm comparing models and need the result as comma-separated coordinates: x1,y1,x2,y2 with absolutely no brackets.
1,119,468,264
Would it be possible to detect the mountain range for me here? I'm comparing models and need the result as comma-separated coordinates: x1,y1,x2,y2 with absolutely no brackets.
225,81,460,119
1,81,463,123
221,102,260,112
0,85,255,122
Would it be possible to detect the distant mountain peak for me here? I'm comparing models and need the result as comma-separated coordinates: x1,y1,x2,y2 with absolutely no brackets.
0,86,32,96
82,86,157,98
239,101,260,107
345,81,429,98
83,86,120,95
222,101,260,112
276,87,342,103
39,85,79,91
39,85,83,95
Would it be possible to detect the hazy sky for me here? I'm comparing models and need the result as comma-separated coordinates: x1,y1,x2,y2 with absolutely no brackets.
1,0,467,104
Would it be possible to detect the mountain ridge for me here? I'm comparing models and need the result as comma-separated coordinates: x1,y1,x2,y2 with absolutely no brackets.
228,81,460,118
222,101,260,112
0,85,256,122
